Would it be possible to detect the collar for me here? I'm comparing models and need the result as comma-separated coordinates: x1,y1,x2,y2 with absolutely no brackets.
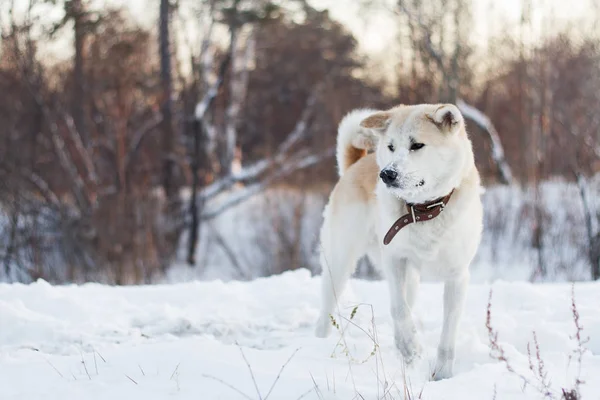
383,189,455,245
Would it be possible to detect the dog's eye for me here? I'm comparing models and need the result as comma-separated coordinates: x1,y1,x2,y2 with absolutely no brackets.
387,143,395,152
410,143,425,151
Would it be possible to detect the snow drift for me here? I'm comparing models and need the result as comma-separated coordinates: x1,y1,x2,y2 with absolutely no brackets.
1,270,599,399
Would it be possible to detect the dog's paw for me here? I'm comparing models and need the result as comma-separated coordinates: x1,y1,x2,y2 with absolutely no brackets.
314,315,332,338
431,365,453,381
431,353,454,381
394,332,422,364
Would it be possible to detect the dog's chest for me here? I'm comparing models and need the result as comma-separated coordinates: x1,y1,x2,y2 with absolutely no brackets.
387,219,446,261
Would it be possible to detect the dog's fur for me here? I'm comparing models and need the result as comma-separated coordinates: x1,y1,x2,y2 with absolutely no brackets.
315,104,483,380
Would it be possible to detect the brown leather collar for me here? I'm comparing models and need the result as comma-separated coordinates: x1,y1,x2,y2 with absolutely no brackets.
383,190,455,245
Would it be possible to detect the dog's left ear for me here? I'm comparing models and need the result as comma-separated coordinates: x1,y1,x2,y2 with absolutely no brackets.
426,104,463,134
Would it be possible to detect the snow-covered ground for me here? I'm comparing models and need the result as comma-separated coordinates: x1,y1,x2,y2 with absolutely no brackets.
2,269,599,399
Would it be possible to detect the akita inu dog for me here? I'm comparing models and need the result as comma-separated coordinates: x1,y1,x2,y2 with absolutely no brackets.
315,104,483,380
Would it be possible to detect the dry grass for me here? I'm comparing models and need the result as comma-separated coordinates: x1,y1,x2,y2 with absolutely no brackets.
201,343,311,400
486,284,589,399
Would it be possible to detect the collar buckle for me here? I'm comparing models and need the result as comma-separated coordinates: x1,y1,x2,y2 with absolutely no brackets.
426,200,446,210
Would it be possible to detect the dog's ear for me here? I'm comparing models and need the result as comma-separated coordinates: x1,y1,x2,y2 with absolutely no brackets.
348,112,391,150
426,104,463,134
360,112,391,132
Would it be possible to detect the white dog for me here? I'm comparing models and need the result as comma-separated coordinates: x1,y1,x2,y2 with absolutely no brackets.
315,104,483,380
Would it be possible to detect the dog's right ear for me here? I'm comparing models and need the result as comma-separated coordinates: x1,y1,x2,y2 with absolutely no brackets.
360,112,391,132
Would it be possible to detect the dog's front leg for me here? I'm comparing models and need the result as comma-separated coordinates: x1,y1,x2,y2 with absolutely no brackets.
432,273,469,380
384,256,421,364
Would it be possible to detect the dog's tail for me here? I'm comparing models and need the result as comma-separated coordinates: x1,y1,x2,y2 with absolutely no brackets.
336,109,379,177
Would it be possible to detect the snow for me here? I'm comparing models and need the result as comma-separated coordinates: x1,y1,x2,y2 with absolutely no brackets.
2,269,600,399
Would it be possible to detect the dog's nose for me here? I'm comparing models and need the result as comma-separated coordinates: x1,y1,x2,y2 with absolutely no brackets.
379,169,398,185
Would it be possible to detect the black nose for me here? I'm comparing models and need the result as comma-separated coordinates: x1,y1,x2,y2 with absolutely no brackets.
379,169,398,185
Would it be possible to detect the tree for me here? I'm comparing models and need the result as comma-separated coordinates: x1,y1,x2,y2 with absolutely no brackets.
48,0,102,147
159,0,177,204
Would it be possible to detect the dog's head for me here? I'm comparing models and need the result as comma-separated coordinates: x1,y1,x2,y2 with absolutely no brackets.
358,104,473,203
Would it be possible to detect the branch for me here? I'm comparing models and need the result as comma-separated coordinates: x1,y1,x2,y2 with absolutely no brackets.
61,111,98,185
396,2,446,75
208,223,249,279
200,82,324,200
50,130,91,212
457,99,513,184
195,50,232,121
10,26,93,213
125,112,164,173
0,161,64,213
200,147,333,220
20,169,64,212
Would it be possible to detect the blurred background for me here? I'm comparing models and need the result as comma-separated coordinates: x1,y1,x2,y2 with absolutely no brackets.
0,0,599,284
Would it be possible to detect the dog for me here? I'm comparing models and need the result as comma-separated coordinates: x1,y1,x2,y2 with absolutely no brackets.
314,103,483,380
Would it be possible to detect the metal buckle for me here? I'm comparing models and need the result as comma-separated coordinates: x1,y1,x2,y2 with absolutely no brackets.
426,201,446,210
410,205,416,222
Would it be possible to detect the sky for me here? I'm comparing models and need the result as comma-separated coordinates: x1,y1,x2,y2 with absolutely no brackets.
310,0,595,53
119,0,596,53
1,0,597,65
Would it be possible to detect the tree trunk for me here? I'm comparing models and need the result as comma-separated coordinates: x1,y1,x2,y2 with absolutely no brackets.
576,173,600,280
3,211,19,281
187,119,204,266
159,0,176,202
72,0,88,147
187,54,233,266
222,28,239,176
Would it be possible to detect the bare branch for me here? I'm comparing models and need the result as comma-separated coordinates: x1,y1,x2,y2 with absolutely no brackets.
21,169,63,211
62,112,98,185
457,99,513,184
125,113,163,173
195,48,233,121
9,20,93,213
51,128,91,212
396,2,446,75
201,82,324,200
209,224,248,279
200,147,333,220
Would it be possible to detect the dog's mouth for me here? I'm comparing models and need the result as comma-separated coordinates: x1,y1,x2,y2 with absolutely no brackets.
383,181,400,188
382,178,425,189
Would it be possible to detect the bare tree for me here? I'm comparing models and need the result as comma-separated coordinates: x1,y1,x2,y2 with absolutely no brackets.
71,0,89,147
575,173,600,280
159,0,177,204
187,52,232,266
